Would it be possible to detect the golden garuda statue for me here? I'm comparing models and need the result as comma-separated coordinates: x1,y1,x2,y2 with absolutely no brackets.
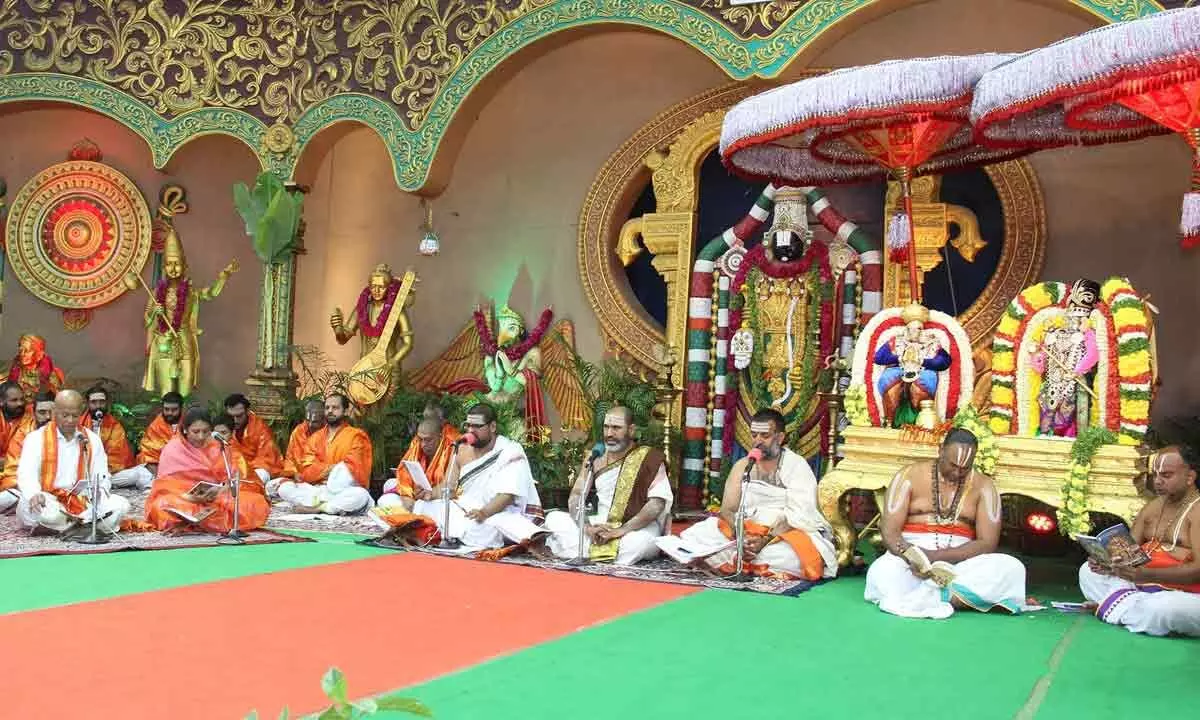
135,227,238,396
330,263,415,405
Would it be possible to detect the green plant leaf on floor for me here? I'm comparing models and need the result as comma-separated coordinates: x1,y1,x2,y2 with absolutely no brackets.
322,667,349,706
278,708,290,720
353,698,379,714
317,707,350,720
376,696,434,716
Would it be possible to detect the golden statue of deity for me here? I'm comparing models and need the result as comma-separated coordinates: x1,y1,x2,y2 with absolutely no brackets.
5,334,66,401
330,263,415,405
136,228,238,396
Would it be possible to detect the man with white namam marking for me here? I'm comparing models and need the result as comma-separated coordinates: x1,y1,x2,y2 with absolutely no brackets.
865,428,1026,618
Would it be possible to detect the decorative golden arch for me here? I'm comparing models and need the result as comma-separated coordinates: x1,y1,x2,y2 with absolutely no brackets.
578,82,1047,401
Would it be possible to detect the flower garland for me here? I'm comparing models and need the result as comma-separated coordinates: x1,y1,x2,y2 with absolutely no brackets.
1099,278,1153,445
1057,427,1117,537
843,383,871,427
474,307,554,361
989,281,1064,435
355,280,401,338
153,278,189,334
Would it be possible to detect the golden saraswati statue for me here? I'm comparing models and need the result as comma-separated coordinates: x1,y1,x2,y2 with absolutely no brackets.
331,263,416,405
127,228,238,396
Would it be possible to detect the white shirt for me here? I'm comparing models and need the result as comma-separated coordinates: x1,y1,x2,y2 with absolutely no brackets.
457,435,540,513
16,425,110,498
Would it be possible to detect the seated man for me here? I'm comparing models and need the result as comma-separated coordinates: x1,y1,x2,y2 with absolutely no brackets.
1079,445,1200,636
16,390,130,535
80,385,135,475
277,393,372,515
535,406,671,565
387,403,543,550
145,407,269,533
658,409,836,579
0,380,27,473
378,410,460,511
111,392,183,490
224,393,283,485
865,428,1026,618
0,391,54,513
269,399,326,495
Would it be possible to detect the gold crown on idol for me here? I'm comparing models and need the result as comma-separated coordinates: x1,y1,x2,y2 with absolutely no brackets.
769,187,811,236
900,303,930,324
497,304,524,330
370,263,393,280
163,227,186,265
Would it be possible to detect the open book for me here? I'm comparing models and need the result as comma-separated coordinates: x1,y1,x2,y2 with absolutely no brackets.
181,481,223,504
655,535,733,564
1075,524,1149,568
902,546,956,587
401,461,433,493
165,506,216,525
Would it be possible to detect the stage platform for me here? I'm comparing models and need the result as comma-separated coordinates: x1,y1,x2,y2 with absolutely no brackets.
1,531,1196,720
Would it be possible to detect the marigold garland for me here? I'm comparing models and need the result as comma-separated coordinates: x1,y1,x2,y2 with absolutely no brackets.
952,405,998,476
1057,427,1117,537
843,384,871,427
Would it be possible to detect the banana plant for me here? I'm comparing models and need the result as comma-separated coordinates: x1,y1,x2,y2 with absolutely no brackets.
233,172,303,265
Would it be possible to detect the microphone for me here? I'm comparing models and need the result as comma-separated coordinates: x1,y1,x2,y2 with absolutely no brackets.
744,448,764,478
91,408,104,423
454,432,477,447
212,431,229,445
588,441,605,464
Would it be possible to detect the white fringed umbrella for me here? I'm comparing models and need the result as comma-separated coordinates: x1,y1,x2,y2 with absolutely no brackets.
720,53,1025,302
972,6,1200,248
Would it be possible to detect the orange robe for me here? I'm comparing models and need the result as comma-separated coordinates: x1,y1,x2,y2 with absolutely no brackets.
145,437,269,533
392,423,460,500
0,409,27,461
1,414,36,492
81,414,136,473
1140,542,1200,593
281,422,318,479
231,412,283,477
137,414,179,466
298,425,372,487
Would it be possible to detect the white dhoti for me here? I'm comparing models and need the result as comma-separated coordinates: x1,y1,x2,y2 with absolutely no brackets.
864,532,1026,619
376,478,409,510
657,449,837,579
111,464,154,490
543,510,662,565
16,491,130,534
0,487,20,513
277,463,371,515
418,436,543,550
254,468,270,484
1079,563,1200,637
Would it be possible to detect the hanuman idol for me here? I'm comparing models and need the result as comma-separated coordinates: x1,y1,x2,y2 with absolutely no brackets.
1027,278,1100,437
141,228,238,396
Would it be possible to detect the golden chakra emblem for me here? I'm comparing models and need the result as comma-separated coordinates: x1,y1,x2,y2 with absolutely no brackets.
5,160,151,309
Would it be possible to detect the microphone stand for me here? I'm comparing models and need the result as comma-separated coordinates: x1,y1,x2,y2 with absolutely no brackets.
728,462,755,583
438,448,462,550
217,436,246,544
566,455,599,566
77,435,109,545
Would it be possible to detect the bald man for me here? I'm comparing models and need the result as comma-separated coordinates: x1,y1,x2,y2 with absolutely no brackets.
1079,445,1200,636
16,390,130,535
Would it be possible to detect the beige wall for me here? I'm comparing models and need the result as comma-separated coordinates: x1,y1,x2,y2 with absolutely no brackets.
0,107,262,397
2,0,1197,425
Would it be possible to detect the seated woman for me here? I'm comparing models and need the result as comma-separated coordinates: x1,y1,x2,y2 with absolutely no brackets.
145,407,270,533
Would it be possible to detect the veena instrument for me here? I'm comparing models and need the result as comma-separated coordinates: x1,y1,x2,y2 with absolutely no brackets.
347,270,417,406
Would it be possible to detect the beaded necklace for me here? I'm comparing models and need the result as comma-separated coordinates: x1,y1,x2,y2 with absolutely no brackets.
930,460,968,550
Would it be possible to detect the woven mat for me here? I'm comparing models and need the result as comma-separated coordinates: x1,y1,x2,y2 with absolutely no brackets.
363,536,826,596
263,505,380,536
0,490,308,559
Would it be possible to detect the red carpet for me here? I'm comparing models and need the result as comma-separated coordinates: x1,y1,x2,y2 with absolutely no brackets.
0,552,695,719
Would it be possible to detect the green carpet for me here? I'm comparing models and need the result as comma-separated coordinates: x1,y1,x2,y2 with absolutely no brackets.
399,578,1080,720
0,539,386,615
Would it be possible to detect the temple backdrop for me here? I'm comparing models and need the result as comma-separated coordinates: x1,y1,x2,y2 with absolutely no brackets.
0,0,1197,424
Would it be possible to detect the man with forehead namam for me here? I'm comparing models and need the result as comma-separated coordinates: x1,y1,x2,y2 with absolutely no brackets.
1079,445,1200,636
657,409,837,580
533,406,672,564
389,403,544,550
865,428,1026,618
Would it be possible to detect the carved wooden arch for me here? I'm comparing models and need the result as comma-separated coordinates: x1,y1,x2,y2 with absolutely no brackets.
578,81,1047,389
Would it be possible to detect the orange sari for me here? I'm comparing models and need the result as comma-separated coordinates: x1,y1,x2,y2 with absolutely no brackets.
137,414,179,465
392,423,459,500
281,422,317,479
145,437,269,533
81,414,135,473
231,412,284,477
298,425,372,487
